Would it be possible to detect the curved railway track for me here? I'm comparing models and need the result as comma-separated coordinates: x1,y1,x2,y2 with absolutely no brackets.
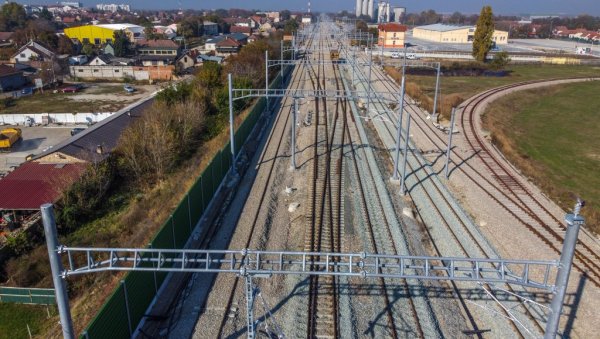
371,67,600,288
357,56,557,336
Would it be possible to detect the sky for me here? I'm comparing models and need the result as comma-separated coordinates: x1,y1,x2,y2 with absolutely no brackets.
16,0,600,16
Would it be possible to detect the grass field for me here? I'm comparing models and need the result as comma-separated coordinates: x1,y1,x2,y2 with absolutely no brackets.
386,64,600,119
0,303,56,339
482,81,600,234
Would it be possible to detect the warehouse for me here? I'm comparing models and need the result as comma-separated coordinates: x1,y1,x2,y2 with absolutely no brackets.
64,24,144,45
413,23,508,45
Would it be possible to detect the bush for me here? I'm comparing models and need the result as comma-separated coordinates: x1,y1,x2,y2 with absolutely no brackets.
489,51,511,70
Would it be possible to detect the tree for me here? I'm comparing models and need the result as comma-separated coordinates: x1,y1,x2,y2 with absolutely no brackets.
57,35,74,54
113,30,129,57
356,20,368,32
0,2,27,31
284,19,299,34
472,6,495,63
81,42,94,56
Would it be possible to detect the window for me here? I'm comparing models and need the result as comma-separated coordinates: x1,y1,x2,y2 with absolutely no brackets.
94,38,101,45
114,70,120,73
20,53,26,58
106,38,112,43
393,32,397,37
93,69,99,72
78,69,83,73
83,38,89,44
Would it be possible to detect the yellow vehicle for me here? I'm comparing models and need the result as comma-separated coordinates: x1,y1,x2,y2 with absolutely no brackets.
330,49,340,60
0,128,22,149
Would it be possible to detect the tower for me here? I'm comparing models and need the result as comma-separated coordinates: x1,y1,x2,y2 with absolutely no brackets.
367,0,374,19
355,0,363,17
308,0,311,13
362,0,368,18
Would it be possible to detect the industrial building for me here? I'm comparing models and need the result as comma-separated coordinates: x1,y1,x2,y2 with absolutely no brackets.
377,22,408,48
355,0,374,19
413,24,509,45
64,24,144,45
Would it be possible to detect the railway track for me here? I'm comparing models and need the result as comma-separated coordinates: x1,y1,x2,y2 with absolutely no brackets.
213,38,311,337
355,54,553,336
371,66,600,288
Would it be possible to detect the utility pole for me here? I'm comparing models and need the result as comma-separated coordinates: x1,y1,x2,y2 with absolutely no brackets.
432,62,441,117
41,204,74,339
290,97,298,170
265,50,269,111
366,43,373,114
399,114,412,195
228,73,237,175
544,200,585,339
444,107,456,178
392,71,406,181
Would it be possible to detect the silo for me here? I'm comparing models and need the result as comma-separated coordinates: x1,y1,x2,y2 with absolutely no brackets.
356,0,363,17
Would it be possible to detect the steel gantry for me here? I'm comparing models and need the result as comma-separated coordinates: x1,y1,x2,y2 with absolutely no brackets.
41,201,585,339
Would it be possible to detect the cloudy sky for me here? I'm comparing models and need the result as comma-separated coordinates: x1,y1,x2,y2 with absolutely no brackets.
16,0,600,15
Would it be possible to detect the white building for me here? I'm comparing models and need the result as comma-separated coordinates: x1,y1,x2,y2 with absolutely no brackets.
96,3,131,12
377,1,391,23
392,7,405,23
355,0,375,20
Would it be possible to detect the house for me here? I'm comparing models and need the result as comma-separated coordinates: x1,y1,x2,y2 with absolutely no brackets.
196,54,224,65
0,64,27,92
88,54,113,66
248,34,261,43
69,55,88,65
216,38,242,55
0,32,14,47
203,21,219,36
176,53,195,71
377,23,408,48
64,23,145,45
230,26,252,36
102,42,115,56
205,33,248,51
11,41,56,63
259,22,273,33
137,39,180,57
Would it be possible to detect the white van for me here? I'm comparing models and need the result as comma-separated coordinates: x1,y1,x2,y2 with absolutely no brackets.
390,52,400,58
406,53,418,60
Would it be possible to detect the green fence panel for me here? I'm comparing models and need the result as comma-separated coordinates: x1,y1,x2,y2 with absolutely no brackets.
172,198,191,248
0,287,55,305
189,178,204,224
82,69,279,338
83,284,130,339
123,272,156,331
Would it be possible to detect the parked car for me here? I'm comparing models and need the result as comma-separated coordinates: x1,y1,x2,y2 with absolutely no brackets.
124,85,135,93
406,53,419,60
390,52,400,58
62,86,79,93
70,127,86,136
20,87,33,96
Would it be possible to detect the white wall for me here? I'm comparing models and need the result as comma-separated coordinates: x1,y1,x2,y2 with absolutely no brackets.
0,112,113,125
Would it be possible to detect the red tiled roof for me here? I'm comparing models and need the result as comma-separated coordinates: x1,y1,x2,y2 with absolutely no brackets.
0,32,13,40
230,26,252,34
216,37,242,47
0,162,87,210
378,23,408,32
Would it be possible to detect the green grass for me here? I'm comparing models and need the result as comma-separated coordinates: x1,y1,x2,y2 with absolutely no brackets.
0,303,56,339
483,81,600,233
409,64,600,102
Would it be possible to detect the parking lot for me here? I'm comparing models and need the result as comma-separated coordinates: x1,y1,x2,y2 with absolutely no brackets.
0,82,160,114
0,125,77,174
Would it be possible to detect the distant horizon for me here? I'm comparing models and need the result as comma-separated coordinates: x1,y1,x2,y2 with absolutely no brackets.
13,0,600,16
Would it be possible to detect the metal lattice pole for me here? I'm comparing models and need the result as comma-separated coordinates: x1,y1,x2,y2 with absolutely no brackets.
544,201,585,339
228,73,237,175
366,44,373,115
245,274,256,339
444,107,457,178
41,204,74,339
399,114,412,195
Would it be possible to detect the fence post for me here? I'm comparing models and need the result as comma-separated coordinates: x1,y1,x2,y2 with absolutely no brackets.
170,216,177,249
544,201,585,339
265,51,269,111
41,204,74,339
187,194,192,234
149,243,158,293
121,280,133,336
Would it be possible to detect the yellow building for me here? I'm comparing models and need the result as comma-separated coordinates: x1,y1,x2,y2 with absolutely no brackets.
377,23,408,48
64,24,145,45
412,23,508,45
